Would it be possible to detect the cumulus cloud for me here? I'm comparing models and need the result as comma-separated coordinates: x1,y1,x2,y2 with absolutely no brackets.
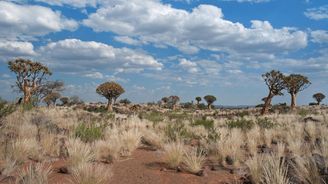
38,39,163,72
83,0,307,55
222,0,270,3
305,5,328,20
0,41,35,57
36,0,98,8
179,58,198,73
0,1,78,41
311,30,328,43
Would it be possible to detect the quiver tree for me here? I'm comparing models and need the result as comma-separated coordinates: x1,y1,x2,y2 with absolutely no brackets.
195,97,202,105
204,95,216,109
36,80,64,102
283,74,311,110
43,92,61,107
261,70,285,115
60,97,69,106
96,81,125,111
168,96,180,110
8,58,52,104
313,93,325,105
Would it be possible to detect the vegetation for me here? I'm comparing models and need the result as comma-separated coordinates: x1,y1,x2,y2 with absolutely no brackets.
313,92,325,105
96,81,125,111
8,58,52,104
261,70,285,115
284,74,311,110
204,95,216,109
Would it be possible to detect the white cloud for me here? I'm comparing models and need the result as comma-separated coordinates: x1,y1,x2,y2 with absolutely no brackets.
305,5,328,20
222,0,270,3
114,36,144,46
0,41,35,57
179,58,198,73
38,39,163,72
83,1,307,55
84,72,104,79
0,1,78,41
311,30,328,43
36,0,98,8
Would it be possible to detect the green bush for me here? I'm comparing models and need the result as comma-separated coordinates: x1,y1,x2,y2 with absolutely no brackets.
226,118,254,130
298,109,311,117
0,99,16,119
192,118,214,130
141,111,164,123
235,111,250,117
165,122,192,141
75,123,103,142
256,117,275,129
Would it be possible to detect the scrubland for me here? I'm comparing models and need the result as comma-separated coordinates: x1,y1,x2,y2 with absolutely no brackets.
0,104,328,184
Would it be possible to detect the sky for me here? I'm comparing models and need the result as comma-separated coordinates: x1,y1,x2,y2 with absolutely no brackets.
0,0,327,106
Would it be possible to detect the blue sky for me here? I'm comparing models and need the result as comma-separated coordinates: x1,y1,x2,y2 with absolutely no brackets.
0,0,327,105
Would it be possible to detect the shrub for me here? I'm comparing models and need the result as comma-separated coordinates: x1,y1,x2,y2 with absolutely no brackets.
226,118,254,130
141,111,164,124
119,98,131,105
70,163,112,184
192,118,214,130
18,163,52,184
75,123,103,143
165,122,192,141
120,129,141,157
256,117,276,129
67,138,95,167
163,142,185,169
235,111,250,117
0,99,15,119
183,148,206,174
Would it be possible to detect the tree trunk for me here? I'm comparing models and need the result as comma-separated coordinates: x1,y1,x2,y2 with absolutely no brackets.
261,92,273,115
197,101,200,105
290,93,297,110
208,104,212,110
107,99,113,112
23,88,32,104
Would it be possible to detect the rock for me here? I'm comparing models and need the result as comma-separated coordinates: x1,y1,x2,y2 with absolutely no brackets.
160,168,167,172
304,117,320,123
57,166,69,174
196,169,207,177
225,156,234,165
176,166,182,172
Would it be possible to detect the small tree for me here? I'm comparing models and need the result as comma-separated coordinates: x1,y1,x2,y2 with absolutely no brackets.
43,92,61,107
261,70,285,115
8,58,52,104
96,81,125,111
168,95,180,110
119,98,131,105
36,80,64,102
195,97,202,105
60,97,69,106
204,95,216,109
313,93,325,105
284,74,311,110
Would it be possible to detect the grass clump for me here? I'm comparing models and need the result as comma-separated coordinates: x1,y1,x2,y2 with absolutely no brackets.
226,118,254,130
191,118,214,130
18,163,52,184
141,111,164,124
163,141,185,169
70,163,112,184
256,117,276,129
75,123,103,143
183,148,206,174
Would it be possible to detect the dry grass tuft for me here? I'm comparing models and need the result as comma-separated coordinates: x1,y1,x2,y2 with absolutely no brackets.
18,163,52,184
183,148,206,174
163,141,185,169
70,163,112,184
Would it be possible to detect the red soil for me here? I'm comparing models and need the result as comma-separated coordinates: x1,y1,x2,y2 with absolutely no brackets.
1,148,238,184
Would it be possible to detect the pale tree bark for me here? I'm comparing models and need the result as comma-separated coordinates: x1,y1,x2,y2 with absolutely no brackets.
107,99,113,112
261,92,273,115
290,93,297,110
